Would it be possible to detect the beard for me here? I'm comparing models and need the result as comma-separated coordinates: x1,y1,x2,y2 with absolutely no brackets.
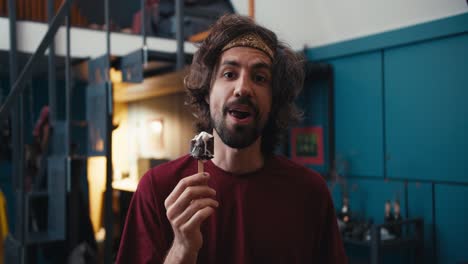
211,97,264,149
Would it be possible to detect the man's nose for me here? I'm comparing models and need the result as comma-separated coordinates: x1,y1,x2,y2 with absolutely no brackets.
233,72,253,97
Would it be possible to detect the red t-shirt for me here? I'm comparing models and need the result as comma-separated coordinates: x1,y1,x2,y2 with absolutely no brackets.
116,154,347,263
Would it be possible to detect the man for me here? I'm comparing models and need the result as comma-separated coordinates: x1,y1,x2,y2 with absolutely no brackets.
116,14,346,263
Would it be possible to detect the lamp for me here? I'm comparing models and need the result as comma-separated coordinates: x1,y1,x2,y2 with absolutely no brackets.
148,118,164,152
149,119,163,134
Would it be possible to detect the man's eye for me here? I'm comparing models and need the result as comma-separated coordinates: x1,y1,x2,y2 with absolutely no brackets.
254,75,267,83
223,72,235,79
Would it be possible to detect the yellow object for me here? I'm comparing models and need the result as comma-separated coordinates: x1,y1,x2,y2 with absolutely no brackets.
87,156,107,234
0,190,9,264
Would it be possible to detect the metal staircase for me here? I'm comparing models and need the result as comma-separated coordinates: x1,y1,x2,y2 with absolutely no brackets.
0,0,189,263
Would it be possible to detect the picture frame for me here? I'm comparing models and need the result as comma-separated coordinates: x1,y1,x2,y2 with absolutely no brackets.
291,126,324,165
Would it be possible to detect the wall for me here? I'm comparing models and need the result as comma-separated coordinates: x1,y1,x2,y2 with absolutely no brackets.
0,18,198,59
232,0,468,50
305,13,468,264
112,101,130,180
3,1,466,56
126,92,197,180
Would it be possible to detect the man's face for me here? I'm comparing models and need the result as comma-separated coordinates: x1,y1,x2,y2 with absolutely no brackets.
208,47,272,149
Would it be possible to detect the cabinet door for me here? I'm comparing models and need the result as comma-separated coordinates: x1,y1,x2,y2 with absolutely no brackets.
385,34,468,182
345,179,405,223
407,182,434,263
435,184,468,264
331,52,384,178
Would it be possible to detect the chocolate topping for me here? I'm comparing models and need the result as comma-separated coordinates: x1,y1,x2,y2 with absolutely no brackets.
190,131,214,160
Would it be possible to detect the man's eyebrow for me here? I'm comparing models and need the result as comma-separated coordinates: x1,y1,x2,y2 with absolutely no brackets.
220,60,271,70
252,62,272,71
221,60,240,67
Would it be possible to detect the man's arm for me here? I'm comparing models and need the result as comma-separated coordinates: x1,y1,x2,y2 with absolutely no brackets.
116,171,217,264
115,172,169,263
163,172,218,264
318,190,348,263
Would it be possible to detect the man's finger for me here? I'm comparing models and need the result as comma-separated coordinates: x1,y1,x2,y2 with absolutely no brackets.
166,186,216,221
172,198,219,227
164,173,210,208
181,207,215,233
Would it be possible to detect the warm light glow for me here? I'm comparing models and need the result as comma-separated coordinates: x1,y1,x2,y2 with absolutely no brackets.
87,156,107,234
95,138,104,152
149,119,163,134
110,68,123,83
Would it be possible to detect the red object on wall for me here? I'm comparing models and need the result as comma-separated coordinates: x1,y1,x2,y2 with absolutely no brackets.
291,126,324,165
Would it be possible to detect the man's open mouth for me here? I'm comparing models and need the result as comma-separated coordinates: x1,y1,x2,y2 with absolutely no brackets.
224,98,258,122
228,109,252,120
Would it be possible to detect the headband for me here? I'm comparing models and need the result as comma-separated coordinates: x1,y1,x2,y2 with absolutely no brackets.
222,33,274,59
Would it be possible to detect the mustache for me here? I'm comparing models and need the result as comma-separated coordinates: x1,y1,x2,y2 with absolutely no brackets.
223,96,259,117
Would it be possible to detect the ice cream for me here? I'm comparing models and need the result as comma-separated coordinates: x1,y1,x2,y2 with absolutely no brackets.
190,131,214,172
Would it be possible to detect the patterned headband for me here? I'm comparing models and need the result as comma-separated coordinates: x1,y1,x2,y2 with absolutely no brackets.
222,33,274,59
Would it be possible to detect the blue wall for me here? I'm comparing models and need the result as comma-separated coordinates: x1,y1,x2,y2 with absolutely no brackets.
306,13,468,264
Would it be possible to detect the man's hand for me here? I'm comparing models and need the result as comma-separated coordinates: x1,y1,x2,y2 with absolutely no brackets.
164,172,218,264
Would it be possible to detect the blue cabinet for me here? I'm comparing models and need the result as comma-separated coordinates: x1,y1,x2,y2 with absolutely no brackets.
384,34,468,182
407,182,435,263
435,184,468,264
331,52,384,178
343,179,405,224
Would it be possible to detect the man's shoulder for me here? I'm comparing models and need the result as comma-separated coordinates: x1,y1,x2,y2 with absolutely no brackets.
270,155,329,193
270,155,321,177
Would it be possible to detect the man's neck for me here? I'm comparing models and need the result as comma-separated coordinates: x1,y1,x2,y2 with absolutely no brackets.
211,130,264,175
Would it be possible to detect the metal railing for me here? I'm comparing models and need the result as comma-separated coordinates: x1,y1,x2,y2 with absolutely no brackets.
1,0,186,263
0,0,73,119
3,1,73,263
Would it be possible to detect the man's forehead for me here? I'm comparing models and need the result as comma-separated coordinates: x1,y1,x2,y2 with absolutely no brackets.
219,47,272,67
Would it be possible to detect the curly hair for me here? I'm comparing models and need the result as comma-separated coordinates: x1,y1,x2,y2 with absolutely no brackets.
185,14,304,155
